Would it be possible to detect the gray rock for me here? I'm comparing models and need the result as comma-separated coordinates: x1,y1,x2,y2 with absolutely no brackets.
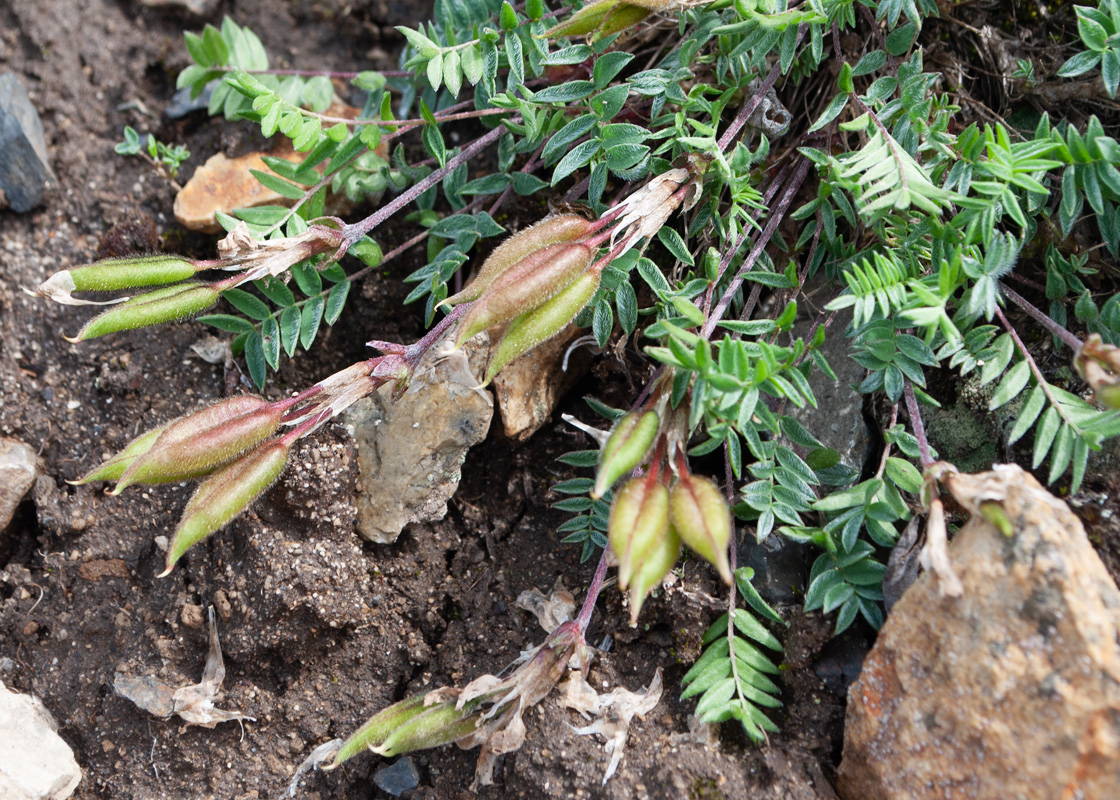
0,681,82,799
0,438,42,531
839,465,1120,800
164,83,216,120
374,756,420,796
344,334,493,544
0,73,56,212
788,303,870,475
737,529,808,603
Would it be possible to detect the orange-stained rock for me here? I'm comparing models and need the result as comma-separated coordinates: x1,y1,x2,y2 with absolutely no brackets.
491,323,587,441
838,464,1120,800
174,149,289,233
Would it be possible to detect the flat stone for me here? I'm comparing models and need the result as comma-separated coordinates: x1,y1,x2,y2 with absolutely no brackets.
787,301,870,474
491,324,585,441
164,83,216,120
174,136,358,233
0,681,82,799
344,333,492,544
0,73,56,212
0,438,42,531
838,464,1120,800
374,756,420,797
174,149,294,234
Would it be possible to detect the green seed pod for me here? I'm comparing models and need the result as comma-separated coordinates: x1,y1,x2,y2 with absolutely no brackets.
34,255,200,306
628,522,680,625
76,395,269,486
455,243,593,346
65,283,220,342
669,472,732,584
483,268,600,385
593,410,660,499
608,476,670,590
541,0,616,37
442,214,594,307
331,695,428,766
161,438,291,575
70,425,168,485
115,400,282,493
373,699,481,757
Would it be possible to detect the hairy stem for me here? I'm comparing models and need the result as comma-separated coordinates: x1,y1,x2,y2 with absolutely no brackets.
1000,283,1083,351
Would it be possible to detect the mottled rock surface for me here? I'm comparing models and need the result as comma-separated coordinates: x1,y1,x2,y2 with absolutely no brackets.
173,150,293,233
491,323,585,441
0,437,41,531
0,681,81,799
344,334,492,544
0,73,56,212
839,464,1120,800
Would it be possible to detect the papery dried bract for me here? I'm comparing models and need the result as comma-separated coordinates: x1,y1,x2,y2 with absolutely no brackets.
669,472,732,584
162,438,291,574
65,283,220,342
1075,333,1120,409
594,410,659,499
443,214,595,308
455,243,593,346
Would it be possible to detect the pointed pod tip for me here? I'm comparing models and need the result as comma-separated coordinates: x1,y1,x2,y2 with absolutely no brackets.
62,334,83,344
156,564,175,579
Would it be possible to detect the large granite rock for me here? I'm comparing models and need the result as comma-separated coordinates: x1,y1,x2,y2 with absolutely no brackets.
839,464,1120,800
0,73,56,212
0,681,81,799
344,334,492,544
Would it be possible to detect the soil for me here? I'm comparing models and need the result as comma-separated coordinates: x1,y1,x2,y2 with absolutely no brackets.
1,2,1117,800
0,2,844,798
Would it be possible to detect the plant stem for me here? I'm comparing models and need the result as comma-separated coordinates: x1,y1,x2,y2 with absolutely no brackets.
715,25,804,151
701,156,812,339
342,125,507,244
995,305,1080,432
903,380,933,468
1000,283,1083,351
576,549,609,635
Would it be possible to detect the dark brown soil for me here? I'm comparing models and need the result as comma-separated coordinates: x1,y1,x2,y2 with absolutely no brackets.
0,2,846,798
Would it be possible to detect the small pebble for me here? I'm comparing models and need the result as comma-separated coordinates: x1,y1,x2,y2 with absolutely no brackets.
374,756,420,797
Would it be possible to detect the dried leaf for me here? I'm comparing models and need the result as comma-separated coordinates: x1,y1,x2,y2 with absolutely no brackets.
564,668,663,783
515,577,576,633
114,606,253,728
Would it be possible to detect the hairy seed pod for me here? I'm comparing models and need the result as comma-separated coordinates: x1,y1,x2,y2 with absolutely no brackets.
331,695,428,766
76,395,269,486
442,214,594,307
71,425,168,485
115,400,282,493
483,268,601,385
594,410,660,499
65,283,220,342
669,472,733,584
455,243,593,346
161,438,291,575
628,523,681,624
373,700,481,757
52,254,198,293
608,476,670,590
